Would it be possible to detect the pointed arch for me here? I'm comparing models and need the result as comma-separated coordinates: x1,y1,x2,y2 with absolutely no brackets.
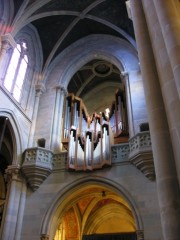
0,109,24,165
44,34,139,89
40,175,143,240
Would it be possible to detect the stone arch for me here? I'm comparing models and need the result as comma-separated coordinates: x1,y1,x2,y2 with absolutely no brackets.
44,34,139,90
0,109,23,165
15,24,43,72
40,175,143,240
35,34,145,149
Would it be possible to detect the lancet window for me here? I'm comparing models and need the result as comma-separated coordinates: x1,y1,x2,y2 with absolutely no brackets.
3,40,28,102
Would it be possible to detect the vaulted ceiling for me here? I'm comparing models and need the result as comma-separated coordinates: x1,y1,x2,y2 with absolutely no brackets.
12,0,134,65
54,185,136,239
12,0,135,114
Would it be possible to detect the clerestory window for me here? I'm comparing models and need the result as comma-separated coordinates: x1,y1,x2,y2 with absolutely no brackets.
3,40,28,102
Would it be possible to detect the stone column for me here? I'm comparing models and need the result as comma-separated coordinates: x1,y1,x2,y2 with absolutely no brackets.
142,0,180,186
50,85,67,153
122,70,148,136
121,72,135,137
153,0,180,98
0,165,26,240
130,0,180,239
28,83,46,147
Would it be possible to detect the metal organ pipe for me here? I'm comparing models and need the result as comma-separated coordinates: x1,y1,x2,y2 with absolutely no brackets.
68,128,76,168
63,93,114,171
77,137,84,168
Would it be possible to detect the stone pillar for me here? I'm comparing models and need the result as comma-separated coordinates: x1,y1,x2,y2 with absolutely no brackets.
130,0,180,239
142,0,180,186
0,165,26,240
122,70,148,136
50,85,67,153
153,0,180,98
28,83,46,147
121,72,135,137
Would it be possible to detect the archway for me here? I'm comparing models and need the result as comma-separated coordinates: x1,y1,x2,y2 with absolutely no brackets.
0,116,14,228
0,111,23,234
41,176,143,240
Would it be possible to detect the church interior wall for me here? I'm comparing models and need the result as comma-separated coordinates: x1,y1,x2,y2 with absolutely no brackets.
21,165,162,240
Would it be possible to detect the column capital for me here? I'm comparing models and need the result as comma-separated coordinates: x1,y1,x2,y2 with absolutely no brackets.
41,234,49,240
35,83,46,96
1,33,16,49
136,230,144,240
5,165,21,183
120,71,129,82
55,84,68,95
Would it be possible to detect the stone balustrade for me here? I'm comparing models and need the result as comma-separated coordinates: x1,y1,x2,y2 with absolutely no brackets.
111,143,130,163
112,131,155,181
128,131,155,181
22,148,67,191
22,131,154,191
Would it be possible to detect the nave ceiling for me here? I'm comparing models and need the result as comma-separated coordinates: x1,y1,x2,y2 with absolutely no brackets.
10,0,135,114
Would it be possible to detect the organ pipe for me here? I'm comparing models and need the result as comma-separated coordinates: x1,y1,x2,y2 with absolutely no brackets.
63,89,128,171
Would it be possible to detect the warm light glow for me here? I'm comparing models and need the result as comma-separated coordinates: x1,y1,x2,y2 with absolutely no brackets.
105,108,110,118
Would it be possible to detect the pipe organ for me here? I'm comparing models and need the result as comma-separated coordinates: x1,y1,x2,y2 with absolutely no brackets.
62,94,112,171
108,89,128,137
62,89,128,171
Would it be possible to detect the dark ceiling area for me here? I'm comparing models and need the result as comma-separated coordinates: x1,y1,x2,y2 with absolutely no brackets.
27,0,134,65
68,60,121,98
13,0,135,114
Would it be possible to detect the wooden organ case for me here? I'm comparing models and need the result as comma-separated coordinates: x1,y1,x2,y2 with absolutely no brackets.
62,89,128,171
108,89,129,144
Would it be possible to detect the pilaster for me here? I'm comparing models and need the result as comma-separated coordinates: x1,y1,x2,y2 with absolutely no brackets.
28,83,46,147
0,165,26,240
50,85,67,152
121,72,135,137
